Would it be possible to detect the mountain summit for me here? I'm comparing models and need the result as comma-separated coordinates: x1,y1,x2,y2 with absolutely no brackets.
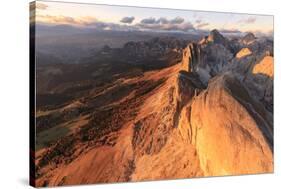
207,29,228,44
242,32,256,44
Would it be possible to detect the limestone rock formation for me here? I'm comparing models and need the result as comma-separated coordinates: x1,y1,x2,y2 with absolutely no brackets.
190,74,273,176
207,29,229,47
182,30,234,85
182,43,200,72
244,56,274,111
253,56,274,77
242,32,256,45
236,47,252,58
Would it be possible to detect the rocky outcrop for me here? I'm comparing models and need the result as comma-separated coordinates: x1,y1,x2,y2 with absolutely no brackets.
131,36,273,178
207,29,229,47
132,68,201,158
178,31,273,176
132,86,177,157
182,40,233,85
242,32,256,45
182,43,200,72
190,74,273,176
236,47,252,58
244,56,274,111
238,32,273,58
200,43,233,75
123,37,188,58
253,56,273,78
131,67,204,181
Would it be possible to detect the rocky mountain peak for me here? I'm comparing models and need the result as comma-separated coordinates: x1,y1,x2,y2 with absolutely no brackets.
210,29,220,36
207,29,227,44
242,32,256,44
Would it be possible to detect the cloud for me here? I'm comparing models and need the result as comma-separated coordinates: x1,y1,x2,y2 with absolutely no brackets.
35,14,227,34
38,14,193,33
36,2,48,10
37,15,98,26
220,29,242,34
170,17,184,24
86,21,138,30
239,16,256,24
37,14,139,31
140,17,185,25
54,16,75,24
120,16,135,24
80,16,99,25
137,17,193,32
156,17,169,24
140,17,157,24
196,22,209,28
137,21,194,32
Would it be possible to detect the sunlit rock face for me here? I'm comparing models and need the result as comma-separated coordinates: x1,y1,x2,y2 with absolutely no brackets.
134,31,273,179
182,31,274,114
244,56,274,111
236,47,252,58
238,32,273,57
190,74,273,176
182,43,200,72
253,56,274,77
178,30,273,177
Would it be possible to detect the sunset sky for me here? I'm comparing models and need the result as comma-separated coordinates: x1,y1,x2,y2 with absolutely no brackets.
31,1,274,36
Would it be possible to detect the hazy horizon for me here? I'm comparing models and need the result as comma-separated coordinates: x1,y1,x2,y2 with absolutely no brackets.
30,1,274,37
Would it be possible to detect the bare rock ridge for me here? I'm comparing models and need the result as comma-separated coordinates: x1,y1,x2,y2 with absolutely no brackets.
177,29,273,176
236,47,252,58
35,29,273,186
182,30,234,85
245,55,274,111
182,43,200,72
242,32,256,45
207,29,229,46
190,74,273,176
253,56,274,78
132,29,273,178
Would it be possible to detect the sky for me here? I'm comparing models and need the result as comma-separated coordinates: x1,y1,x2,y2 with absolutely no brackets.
30,1,274,36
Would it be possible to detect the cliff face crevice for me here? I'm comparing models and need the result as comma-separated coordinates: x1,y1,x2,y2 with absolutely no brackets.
182,43,201,72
